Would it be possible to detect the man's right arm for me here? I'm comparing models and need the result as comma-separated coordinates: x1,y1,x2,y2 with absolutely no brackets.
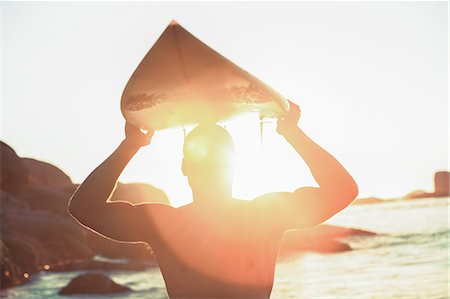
68,123,174,244
255,101,358,229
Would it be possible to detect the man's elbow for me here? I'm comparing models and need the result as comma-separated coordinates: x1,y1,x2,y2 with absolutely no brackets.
330,180,358,207
67,194,89,223
348,181,359,201
341,180,358,206
67,198,81,220
67,201,95,230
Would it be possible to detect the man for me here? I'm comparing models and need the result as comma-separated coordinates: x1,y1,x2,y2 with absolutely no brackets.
68,100,358,298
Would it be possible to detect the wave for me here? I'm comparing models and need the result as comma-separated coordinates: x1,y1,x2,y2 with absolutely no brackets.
342,229,450,251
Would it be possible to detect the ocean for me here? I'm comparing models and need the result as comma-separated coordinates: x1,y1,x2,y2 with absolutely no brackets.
2,197,448,299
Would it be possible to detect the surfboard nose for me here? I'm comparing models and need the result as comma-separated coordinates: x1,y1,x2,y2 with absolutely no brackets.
121,21,288,130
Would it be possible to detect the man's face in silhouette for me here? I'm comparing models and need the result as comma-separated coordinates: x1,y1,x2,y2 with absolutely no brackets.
182,124,235,194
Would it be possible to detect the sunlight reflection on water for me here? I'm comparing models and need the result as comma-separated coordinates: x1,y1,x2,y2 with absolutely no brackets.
271,197,449,299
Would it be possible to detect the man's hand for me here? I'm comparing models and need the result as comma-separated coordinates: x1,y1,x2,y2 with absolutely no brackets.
276,100,301,137
124,122,154,149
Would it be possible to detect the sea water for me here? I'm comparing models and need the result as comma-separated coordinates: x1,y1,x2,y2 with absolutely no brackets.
1,197,448,299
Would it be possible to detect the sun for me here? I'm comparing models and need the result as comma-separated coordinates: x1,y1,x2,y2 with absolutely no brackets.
120,113,311,207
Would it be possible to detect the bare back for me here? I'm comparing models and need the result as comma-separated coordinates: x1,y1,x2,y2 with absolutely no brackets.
145,200,284,299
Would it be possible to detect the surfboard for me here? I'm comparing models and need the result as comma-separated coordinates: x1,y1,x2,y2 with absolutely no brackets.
121,21,289,130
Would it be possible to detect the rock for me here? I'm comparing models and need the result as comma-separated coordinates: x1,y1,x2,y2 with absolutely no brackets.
0,238,26,288
0,141,161,289
15,184,72,216
0,189,93,288
279,224,376,256
303,224,376,239
0,141,29,191
281,238,351,254
434,171,449,197
0,191,154,288
2,192,93,266
0,183,155,289
23,158,73,190
59,273,131,295
405,189,429,199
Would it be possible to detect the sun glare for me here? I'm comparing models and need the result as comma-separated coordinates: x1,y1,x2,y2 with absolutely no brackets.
225,113,313,200
121,113,314,207
225,114,268,199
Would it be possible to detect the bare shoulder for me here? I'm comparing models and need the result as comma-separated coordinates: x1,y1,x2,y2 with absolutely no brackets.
248,189,325,230
249,187,345,230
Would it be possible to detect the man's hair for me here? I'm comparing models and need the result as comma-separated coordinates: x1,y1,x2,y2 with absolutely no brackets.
183,124,235,163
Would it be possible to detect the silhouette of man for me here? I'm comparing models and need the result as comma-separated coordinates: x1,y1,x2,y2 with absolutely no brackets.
68,101,358,298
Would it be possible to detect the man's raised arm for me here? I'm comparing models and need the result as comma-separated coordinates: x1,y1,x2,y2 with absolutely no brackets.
256,100,358,229
68,123,157,243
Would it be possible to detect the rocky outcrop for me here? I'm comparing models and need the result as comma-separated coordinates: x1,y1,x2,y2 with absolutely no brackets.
279,225,375,255
405,171,450,199
0,141,165,289
23,158,73,190
59,273,131,295
0,142,29,191
0,188,92,288
434,171,449,196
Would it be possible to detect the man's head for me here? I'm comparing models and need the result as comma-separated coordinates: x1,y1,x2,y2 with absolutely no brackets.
182,124,236,197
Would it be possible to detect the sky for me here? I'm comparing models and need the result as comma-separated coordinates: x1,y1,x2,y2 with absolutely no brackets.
2,2,448,206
